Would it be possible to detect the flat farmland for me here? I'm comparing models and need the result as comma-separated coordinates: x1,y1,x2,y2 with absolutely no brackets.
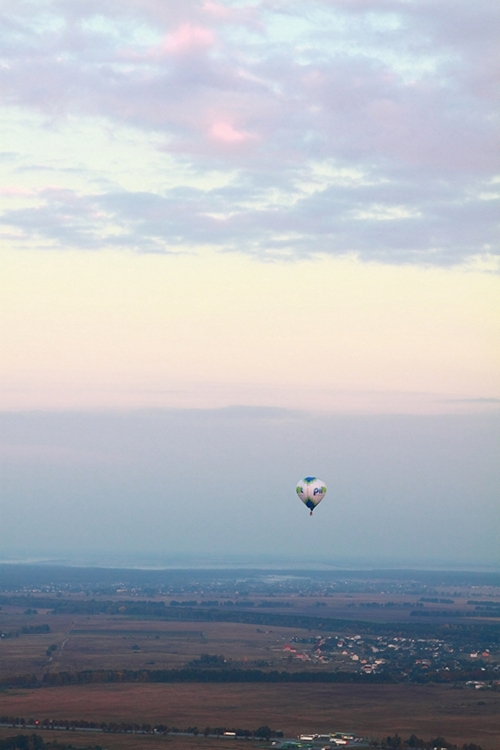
284,594,500,624
61,620,295,672
2,571,500,750
1,683,500,749
3,597,498,679
0,614,311,676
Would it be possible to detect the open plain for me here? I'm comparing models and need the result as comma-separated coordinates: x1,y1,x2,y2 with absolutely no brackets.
1,683,500,748
1,567,500,749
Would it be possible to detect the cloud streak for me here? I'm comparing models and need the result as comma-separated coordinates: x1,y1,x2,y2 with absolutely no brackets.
0,0,498,264
1,171,496,264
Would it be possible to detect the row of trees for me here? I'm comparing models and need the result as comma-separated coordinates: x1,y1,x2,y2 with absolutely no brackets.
0,734,101,750
0,668,394,689
0,625,50,639
0,730,484,750
0,719,282,739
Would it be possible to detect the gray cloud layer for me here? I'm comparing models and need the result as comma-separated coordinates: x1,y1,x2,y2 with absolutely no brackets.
0,0,498,263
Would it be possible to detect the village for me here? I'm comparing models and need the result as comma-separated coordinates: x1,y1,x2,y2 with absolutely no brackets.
282,633,500,683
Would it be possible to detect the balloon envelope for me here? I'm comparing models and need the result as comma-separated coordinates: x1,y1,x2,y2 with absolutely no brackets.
296,477,327,513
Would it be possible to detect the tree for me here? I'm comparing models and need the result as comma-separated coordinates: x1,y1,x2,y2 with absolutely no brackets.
255,726,272,740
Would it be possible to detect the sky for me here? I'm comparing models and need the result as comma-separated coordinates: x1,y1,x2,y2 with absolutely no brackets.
0,0,499,568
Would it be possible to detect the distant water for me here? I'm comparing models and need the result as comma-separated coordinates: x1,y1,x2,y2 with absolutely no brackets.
0,552,499,573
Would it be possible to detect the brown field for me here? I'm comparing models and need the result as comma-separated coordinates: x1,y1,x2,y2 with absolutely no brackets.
1,683,500,749
0,615,320,676
2,586,500,750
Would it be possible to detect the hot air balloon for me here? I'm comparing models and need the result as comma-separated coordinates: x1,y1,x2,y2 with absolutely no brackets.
296,477,326,516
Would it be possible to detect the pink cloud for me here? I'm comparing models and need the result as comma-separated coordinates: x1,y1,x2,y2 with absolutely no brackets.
162,23,215,54
210,120,254,143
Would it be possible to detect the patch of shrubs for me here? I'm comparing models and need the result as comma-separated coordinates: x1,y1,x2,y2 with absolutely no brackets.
372,735,483,750
0,735,102,750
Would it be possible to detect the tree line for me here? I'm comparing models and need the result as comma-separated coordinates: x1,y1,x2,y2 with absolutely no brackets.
0,625,50,639
0,730,485,750
0,667,395,689
0,734,101,750
0,720,283,739
3,663,500,690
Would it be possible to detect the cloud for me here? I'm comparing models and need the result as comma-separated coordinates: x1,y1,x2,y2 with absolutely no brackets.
0,0,498,264
209,119,255,143
0,186,35,196
447,398,500,404
161,23,215,55
4,1,496,169
203,1,233,20
1,170,495,264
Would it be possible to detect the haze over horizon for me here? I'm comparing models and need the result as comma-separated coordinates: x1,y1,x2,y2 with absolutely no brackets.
0,1,499,570
1,408,499,569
